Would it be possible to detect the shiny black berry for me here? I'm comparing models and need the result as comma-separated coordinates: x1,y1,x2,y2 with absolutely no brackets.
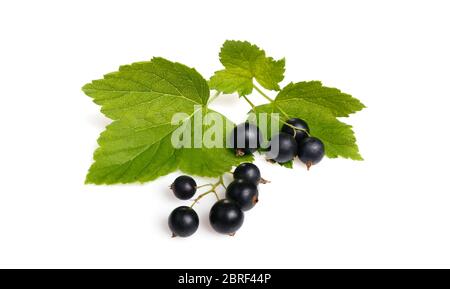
230,122,262,156
298,137,325,169
168,206,199,237
233,162,261,185
281,118,310,143
226,180,259,211
266,132,298,163
170,175,196,200
209,199,244,235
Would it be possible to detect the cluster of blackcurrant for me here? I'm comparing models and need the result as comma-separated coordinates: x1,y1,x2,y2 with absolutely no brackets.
168,118,324,238
168,163,266,237
232,118,325,169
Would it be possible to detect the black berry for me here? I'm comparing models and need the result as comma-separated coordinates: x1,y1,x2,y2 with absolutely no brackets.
298,137,325,169
233,162,261,185
231,122,262,156
168,206,199,237
171,175,196,200
226,180,259,211
281,118,310,143
209,199,244,235
266,132,298,163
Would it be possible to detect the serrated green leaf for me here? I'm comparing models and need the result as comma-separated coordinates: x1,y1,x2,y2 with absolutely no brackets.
251,83,364,160
277,82,365,117
208,69,253,96
86,120,179,184
86,108,252,184
83,58,252,184
210,40,285,96
82,57,209,120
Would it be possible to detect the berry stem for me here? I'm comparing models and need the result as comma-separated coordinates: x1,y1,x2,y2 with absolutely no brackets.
219,176,227,189
190,190,219,208
196,184,213,189
283,122,310,136
190,177,223,208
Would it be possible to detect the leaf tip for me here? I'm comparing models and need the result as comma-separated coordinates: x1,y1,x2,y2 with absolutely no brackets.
354,154,364,161
81,83,91,93
84,175,93,185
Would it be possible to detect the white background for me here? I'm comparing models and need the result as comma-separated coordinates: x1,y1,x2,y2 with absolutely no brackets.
1,0,449,268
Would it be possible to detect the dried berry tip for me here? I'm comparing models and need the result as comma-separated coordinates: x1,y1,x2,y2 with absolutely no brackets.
235,149,246,156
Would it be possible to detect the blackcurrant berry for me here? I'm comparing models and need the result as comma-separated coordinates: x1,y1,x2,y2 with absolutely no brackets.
170,175,196,200
226,180,259,211
230,122,262,156
298,137,325,169
233,162,261,185
266,132,298,163
168,206,199,237
209,199,244,235
281,118,310,143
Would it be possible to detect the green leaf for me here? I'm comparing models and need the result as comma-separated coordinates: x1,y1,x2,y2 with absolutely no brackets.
209,40,285,96
86,118,179,184
82,57,210,120
251,83,364,160
277,82,365,117
278,160,293,169
83,57,251,184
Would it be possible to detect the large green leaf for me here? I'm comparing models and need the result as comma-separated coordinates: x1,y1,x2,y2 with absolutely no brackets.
83,57,251,184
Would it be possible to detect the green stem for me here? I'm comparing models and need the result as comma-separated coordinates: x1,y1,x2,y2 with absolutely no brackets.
196,184,213,189
190,190,217,208
207,91,221,105
252,84,290,119
253,84,274,102
219,176,227,190
250,84,308,135
190,177,223,208
242,95,256,110
284,122,310,136
276,106,290,119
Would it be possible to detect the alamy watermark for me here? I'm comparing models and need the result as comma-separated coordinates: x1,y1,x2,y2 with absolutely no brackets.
170,105,284,156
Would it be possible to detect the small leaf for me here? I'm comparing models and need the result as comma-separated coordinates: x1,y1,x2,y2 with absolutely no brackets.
209,69,253,96
210,40,285,96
